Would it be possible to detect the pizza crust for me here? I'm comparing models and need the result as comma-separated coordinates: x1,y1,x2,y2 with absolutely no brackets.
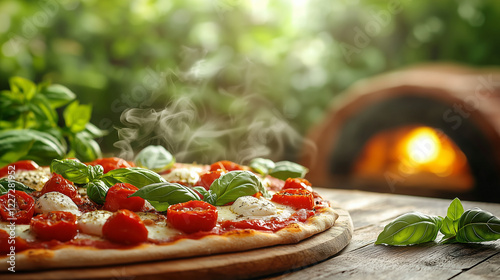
0,208,338,271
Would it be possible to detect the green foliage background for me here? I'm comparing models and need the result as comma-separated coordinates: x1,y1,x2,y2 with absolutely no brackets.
1,0,499,162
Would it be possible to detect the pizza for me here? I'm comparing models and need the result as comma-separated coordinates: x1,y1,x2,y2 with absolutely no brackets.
0,148,338,272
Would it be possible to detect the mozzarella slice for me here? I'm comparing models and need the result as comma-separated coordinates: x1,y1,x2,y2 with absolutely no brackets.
230,196,278,217
136,212,182,241
161,168,200,185
78,210,113,236
35,192,81,216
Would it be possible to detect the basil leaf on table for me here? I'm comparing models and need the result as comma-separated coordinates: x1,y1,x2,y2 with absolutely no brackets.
455,208,500,243
101,167,165,188
0,179,35,195
439,198,464,241
130,182,201,211
209,171,261,206
134,145,175,173
375,212,443,246
86,180,109,204
50,159,93,184
268,161,308,181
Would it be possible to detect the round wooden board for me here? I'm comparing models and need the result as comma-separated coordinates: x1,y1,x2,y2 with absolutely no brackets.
5,204,352,280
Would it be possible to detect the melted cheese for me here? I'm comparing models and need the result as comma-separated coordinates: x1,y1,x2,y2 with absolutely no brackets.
231,196,277,216
11,168,51,191
78,210,113,236
0,224,35,242
35,192,81,216
217,199,296,222
161,168,200,184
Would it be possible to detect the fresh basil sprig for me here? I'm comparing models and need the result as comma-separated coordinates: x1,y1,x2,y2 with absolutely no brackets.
129,182,201,211
376,197,500,246
249,158,308,181
375,213,442,246
0,178,35,195
208,171,262,205
50,159,166,204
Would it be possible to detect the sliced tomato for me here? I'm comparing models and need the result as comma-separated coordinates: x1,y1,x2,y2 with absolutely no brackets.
209,160,244,172
282,178,313,192
41,173,80,202
102,209,148,244
0,160,39,178
87,157,135,174
167,200,218,234
196,170,225,190
0,191,35,224
0,229,29,254
30,211,78,242
103,183,145,212
271,189,315,210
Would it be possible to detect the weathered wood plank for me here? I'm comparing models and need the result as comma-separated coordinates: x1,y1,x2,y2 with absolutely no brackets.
453,252,500,280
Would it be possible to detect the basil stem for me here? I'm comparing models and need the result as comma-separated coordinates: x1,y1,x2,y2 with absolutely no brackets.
455,208,500,243
375,212,442,246
0,179,35,195
101,167,165,188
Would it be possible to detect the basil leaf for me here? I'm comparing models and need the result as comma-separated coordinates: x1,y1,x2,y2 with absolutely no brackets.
455,208,500,243
64,100,92,134
440,216,458,239
203,190,218,205
375,212,442,246
209,171,260,206
135,145,175,173
101,167,166,188
86,180,109,204
0,140,33,168
84,123,108,138
148,200,170,212
29,94,58,127
249,158,275,176
0,129,65,166
39,84,76,108
72,131,102,162
9,76,36,102
447,198,464,221
87,164,104,182
193,186,209,197
130,182,200,207
50,159,91,184
268,161,308,180
0,179,35,195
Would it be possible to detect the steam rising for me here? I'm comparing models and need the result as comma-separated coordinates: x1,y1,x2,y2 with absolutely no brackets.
114,93,309,164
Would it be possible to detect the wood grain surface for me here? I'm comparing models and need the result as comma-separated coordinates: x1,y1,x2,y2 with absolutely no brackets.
268,189,500,280
4,200,352,280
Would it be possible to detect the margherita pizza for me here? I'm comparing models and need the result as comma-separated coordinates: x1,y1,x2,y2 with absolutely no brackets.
0,147,338,272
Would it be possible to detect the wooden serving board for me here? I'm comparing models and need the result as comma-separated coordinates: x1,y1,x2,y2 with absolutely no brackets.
7,204,352,280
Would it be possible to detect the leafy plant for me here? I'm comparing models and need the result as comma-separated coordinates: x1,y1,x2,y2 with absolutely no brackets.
376,198,500,246
0,77,106,167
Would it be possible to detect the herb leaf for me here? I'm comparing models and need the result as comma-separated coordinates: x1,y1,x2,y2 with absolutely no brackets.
249,158,275,176
134,145,175,173
375,212,442,246
447,198,464,221
130,182,201,211
39,84,76,108
0,179,35,195
86,180,109,204
63,100,92,134
101,167,166,188
209,171,261,206
50,159,92,184
268,161,308,180
455,208,500,243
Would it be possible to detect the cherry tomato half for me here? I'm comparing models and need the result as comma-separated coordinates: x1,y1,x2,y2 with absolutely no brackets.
87,157,135,174
103,183,145,212
271,189,314,210
0,160,39,178
102,209,148,244
0,191,35,224
0,229,28,254
30,211,78,242
41,173,80,202
167,200,218,234
209,160,244,172
196,170,225,190
282,178,313,192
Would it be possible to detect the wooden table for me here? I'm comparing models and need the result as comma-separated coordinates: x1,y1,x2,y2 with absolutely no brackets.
268,188,500,280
